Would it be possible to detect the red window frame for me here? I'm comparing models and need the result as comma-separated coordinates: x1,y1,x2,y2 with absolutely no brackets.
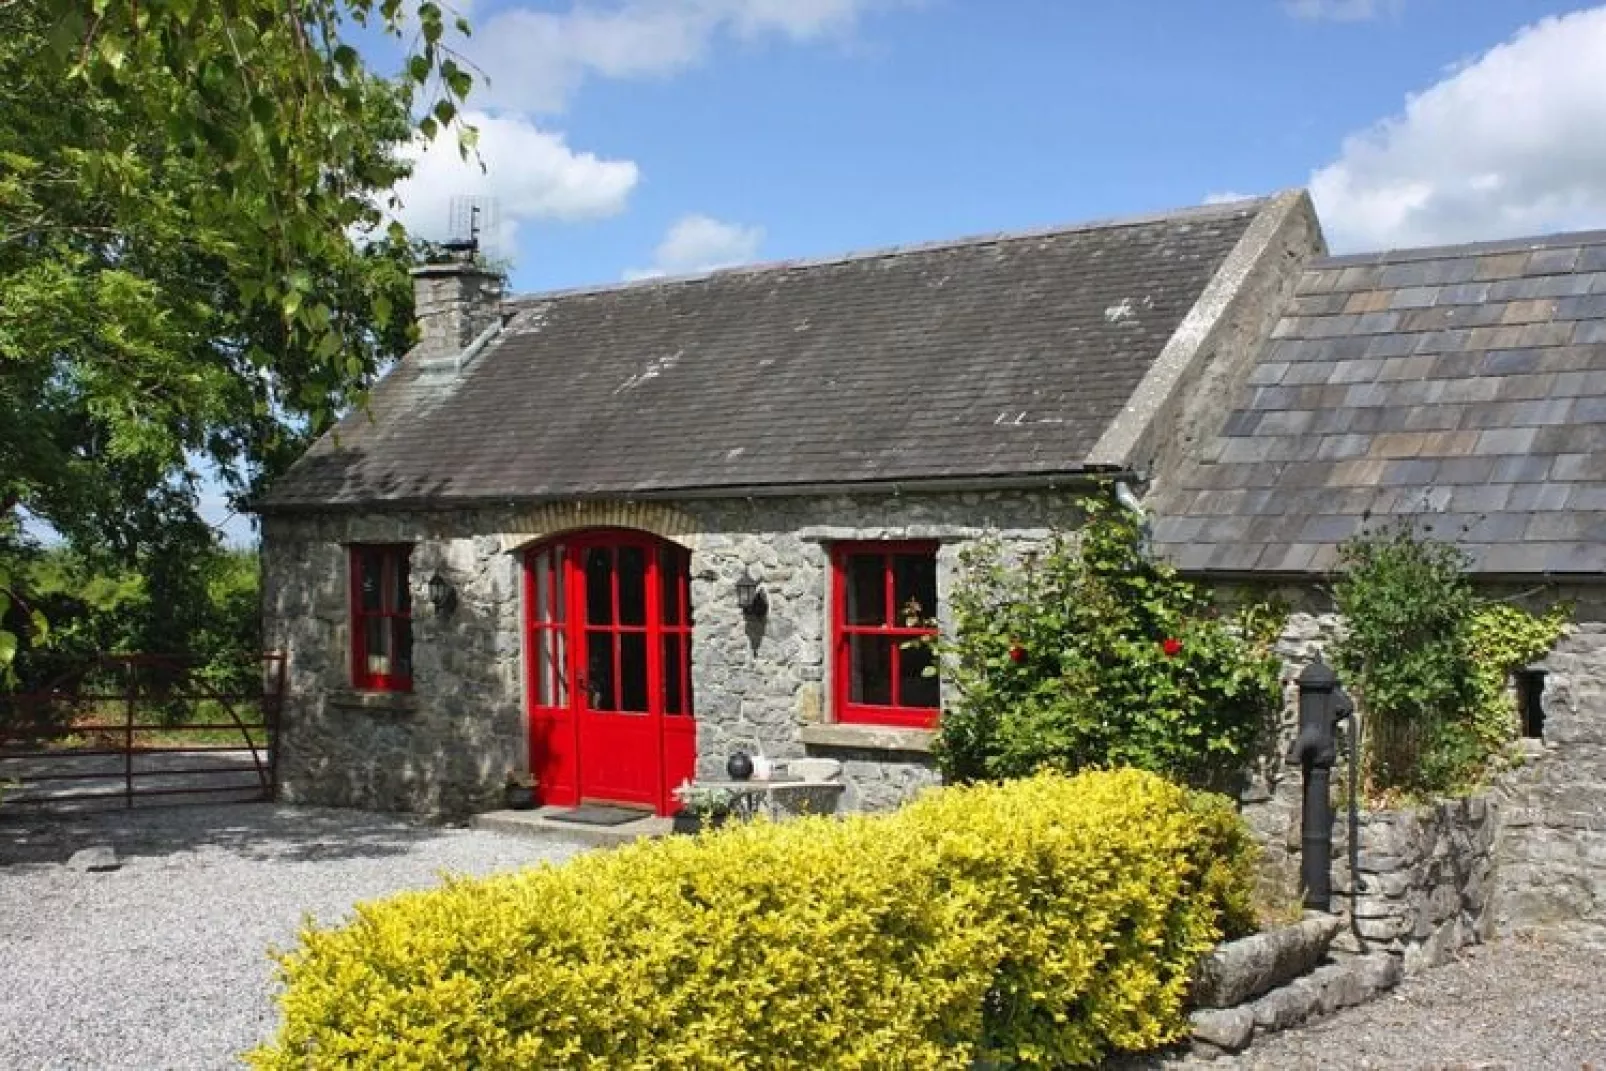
831,541,940,728
349,544,413,692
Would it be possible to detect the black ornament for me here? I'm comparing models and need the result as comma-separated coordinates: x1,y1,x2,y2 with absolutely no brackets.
726,751,754,781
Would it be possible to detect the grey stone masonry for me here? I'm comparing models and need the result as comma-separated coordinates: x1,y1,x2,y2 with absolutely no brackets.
261,488,1091,816
1329,796,1499,972
1232,583,1606,956
409,261,503,363
1490,592,1606,946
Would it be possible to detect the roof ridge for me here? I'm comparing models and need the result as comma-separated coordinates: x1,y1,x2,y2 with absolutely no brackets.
502,194,1277,308
1315,226,1606,269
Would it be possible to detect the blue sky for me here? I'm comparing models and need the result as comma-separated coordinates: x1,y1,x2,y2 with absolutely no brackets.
378,0,1606,293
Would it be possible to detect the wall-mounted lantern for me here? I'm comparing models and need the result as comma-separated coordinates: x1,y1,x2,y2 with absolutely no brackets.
427,572,458,618
735,571,768,619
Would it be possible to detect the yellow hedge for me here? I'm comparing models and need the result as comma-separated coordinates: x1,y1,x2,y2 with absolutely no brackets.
250,770,1256,1070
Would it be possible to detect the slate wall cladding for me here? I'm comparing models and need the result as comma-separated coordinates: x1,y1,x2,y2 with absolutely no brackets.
1232,584,1606,955
261,489,1089,815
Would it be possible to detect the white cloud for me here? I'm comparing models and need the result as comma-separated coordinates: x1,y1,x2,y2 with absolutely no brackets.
1312,7,1606,251
469,0,905,113
1203,190,1258,205
388,112,639,251
624,214,765,279
1284,0,1397,21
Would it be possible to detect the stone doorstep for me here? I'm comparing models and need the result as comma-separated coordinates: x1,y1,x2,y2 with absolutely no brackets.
471,806,672,847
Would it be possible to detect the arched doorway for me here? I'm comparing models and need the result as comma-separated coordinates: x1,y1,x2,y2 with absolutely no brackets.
524,530,694,814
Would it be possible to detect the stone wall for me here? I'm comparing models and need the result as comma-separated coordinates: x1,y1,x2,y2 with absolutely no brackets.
1228,583,1606,955
261,488,1090,815
1490,594,1606,946
1331,796,1499,971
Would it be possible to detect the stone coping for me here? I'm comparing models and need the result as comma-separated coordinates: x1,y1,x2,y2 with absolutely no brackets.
799,723,936,754
326,689,418,716
692,778,846,793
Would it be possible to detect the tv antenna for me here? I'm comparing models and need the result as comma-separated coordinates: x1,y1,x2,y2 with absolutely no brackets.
444,195,502,262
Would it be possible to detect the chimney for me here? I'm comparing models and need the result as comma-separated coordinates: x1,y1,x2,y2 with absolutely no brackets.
410,260,504,363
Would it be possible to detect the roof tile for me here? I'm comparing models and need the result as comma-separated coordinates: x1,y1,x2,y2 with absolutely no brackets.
265,202,1264,506
1155,230,1606,578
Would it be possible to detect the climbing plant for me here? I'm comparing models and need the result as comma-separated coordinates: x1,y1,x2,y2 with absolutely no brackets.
935,494,1282,788
1332,523,1568,797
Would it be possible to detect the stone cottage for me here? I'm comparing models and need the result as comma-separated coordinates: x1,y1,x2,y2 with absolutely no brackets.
255,190,1322,816
1151,229,1606,945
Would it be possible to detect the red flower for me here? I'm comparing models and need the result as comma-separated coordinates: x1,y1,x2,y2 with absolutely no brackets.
1008,644,1027,664
1161,637,1183,657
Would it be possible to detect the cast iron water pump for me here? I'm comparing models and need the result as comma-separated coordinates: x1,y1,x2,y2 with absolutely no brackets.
1287,658,1353,912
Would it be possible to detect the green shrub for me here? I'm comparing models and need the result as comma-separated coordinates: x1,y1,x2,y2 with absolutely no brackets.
1333,523,1568,796
251,769,1256,1070
936,495,1281,788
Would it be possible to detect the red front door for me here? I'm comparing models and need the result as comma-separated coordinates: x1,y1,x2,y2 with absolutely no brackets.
525,531,694,815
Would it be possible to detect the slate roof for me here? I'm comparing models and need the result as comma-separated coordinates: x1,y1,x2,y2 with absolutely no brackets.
1151,231,1606,577
260,200,1266,509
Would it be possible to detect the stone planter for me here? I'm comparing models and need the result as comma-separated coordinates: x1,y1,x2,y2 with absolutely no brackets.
672,810,729,835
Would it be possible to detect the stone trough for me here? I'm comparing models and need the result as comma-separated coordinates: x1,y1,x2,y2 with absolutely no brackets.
1187,913,1402,1058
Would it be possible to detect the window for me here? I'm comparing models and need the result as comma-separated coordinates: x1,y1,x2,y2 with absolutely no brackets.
1516,667,1547,739
831,542,939,727
350,545,413,691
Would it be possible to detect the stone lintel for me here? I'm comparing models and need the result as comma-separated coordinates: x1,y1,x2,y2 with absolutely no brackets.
800,723,936,754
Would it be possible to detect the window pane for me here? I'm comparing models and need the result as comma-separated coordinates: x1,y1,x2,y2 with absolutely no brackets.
900,641,939,709
358,551,382,612
554,628,569,706
552,546,567,624
849,635,894,706
845,554,887,625
533,551,553,624
535,629,555,706
618,546,647,625
620,632,649,712
584,548,613,626
394,618,413,679
585,631,615,710
893,554,937,625
663,635,684,715
392,554,411,614
364,616,390,675
659,547,683,626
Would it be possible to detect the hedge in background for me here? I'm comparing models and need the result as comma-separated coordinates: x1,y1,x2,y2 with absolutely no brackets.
250,770,1256,1069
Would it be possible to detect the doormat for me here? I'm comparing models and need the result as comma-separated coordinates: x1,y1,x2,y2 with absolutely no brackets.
544,804,651,827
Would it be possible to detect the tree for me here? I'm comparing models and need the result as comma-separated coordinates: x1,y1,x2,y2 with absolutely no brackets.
0,0,475,677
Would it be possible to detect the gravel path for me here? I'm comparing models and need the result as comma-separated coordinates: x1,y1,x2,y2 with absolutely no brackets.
1159,937,1606,1070
0,803,585,1070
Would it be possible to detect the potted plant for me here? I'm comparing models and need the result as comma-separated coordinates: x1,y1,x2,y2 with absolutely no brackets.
503,771,539,811
672,783,734,835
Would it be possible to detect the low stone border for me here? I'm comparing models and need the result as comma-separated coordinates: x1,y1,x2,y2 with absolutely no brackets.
1187,914,1403,1058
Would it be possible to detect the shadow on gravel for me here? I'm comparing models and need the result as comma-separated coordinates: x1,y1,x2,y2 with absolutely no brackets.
0,802,461,870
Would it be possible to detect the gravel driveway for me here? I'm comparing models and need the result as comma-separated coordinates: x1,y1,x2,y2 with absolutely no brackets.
1160,936,1606,1070
0,803,584,1070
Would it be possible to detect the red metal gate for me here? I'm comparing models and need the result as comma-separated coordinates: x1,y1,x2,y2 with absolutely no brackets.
0,653,284,811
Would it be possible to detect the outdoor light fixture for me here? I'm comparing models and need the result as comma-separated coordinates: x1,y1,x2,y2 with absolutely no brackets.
735,572,768,619
427,572,458,617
